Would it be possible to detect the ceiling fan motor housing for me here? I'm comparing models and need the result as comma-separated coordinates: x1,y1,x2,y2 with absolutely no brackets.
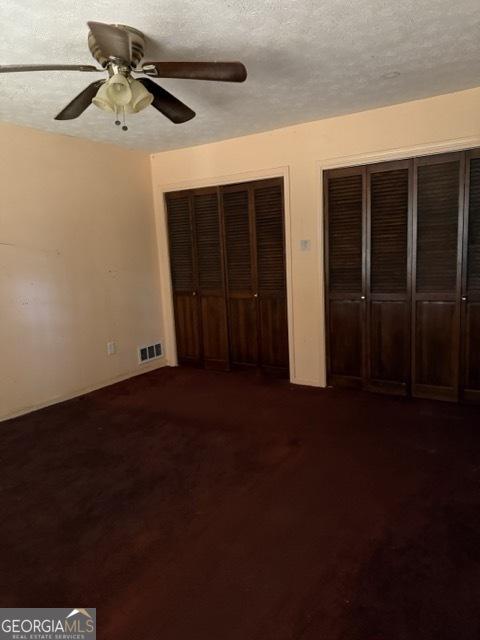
87,24,145,68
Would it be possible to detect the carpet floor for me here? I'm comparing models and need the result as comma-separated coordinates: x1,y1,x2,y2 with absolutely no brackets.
1,367,480,639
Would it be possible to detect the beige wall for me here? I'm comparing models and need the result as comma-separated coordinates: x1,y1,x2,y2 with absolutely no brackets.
2,87,480,421
0,123,164,420
150,86,480,387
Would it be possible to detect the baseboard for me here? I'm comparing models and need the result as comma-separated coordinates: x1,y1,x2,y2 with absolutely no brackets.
0,359,169,423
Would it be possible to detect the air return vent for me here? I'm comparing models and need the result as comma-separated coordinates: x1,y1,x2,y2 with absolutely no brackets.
139,342,163,364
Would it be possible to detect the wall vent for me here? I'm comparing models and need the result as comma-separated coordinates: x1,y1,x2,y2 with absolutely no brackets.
139,342,163,364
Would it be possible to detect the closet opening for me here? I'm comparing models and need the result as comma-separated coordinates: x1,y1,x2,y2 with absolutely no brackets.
165,177,289,377
324,148,480,403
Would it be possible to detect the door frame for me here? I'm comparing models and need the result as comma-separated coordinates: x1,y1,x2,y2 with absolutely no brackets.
154,166,295,381
317,134,480,389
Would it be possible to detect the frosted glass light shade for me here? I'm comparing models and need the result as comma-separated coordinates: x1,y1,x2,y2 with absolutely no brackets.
91,75,153,117
92,82,114,112
129,80,153,112
107,73,132,107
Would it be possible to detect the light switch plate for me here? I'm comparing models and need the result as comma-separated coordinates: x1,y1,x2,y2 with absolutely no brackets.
107,341,116,355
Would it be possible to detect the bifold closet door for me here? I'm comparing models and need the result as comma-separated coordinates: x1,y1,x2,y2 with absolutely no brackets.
325,167,366,387
462,150,480,401
168,178,288,375
166,191,202,366
166,188,228,370
221,183,258,367
412,153,464,401
191,188,229,370
253,179,289,373
366,161,412,395
222,178,289,374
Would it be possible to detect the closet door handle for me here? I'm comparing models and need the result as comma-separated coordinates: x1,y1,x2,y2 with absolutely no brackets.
253,293,258,298
360,295,366,300
462,296,467,302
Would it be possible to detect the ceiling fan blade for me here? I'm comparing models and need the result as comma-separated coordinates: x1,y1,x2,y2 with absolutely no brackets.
0,64,102,73
87,21,131,63
54,80,104,120
141,61,247,83
139,78,195,124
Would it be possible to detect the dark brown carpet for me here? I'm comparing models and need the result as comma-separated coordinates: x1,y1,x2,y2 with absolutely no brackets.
1,367,480,639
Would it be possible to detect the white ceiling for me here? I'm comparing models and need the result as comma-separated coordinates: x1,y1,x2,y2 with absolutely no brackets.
1,0,480,152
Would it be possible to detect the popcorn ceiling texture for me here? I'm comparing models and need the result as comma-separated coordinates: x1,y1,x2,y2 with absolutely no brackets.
1,0,480,151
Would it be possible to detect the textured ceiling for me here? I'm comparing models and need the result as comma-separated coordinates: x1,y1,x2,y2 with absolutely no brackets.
1,0,480,152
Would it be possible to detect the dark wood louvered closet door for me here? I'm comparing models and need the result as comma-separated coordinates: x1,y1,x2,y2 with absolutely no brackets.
412,153,464,401
221,178,289,374
366,161,412,395
325,149,480,403
221,183,258,367
192,187,229,370
461,150,480,401
325,167,366,387
166,177,288,376
166,191,201,365
253,179,289,373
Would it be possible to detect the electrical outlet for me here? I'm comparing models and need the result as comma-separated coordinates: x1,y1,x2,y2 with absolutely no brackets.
107,341,116,355
300,239,311,251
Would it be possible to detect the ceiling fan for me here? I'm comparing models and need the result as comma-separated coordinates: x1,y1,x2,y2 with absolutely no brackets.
0,22,247,130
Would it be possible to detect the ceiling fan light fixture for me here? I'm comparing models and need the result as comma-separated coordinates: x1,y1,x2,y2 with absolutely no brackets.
106,72,132,106
3,22,247,128
129,79,153,112
91,81,114,112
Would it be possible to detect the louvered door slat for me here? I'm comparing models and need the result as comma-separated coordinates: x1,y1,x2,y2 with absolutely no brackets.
255,184,286,293
328,175,363,292
193,192,222,291
416,162,459,293
370,169,409,293
166,194,194,292
223,189,251,292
